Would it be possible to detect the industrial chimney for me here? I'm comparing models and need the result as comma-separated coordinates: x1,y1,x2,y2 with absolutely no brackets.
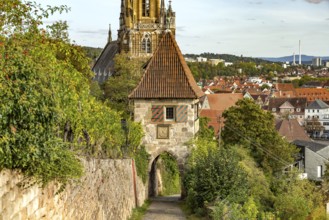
299,40,301,65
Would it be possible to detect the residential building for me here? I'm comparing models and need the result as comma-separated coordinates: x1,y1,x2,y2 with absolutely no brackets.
305,99,329,132
293,140,329,181
197,57,207,62
209,59,224,66
268,97,307,123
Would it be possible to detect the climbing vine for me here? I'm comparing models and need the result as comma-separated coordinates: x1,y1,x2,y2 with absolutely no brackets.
134,146,150,184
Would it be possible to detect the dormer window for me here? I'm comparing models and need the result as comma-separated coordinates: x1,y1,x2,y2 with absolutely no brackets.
296,108,301,112
272,108,276,112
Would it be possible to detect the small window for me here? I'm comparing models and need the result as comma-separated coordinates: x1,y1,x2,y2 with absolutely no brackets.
272,108,276,112
194,104,199,120
296,108,301,112
317,110,320,113
165,107,175,121
317,165,323,178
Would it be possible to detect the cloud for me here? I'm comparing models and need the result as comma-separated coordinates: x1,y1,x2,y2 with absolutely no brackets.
304,0,329,3
326,18,329,20
247,18,257,21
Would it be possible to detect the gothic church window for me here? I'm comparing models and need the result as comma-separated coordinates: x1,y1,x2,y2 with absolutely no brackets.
142,35,152,53
142,0,150,17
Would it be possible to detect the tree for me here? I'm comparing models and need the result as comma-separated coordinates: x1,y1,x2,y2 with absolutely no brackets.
304,117,324,136
184,138,249,212
0,0,143,187
272,173,325,219
103,52,146,117
221,99,297,173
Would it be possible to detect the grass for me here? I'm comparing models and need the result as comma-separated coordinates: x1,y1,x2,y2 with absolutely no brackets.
128,200,151,220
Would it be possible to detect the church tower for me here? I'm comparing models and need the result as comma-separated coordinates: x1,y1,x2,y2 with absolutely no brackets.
118,0,176,57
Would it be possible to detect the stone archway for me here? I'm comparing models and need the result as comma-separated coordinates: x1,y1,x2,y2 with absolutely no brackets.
148,151,186,198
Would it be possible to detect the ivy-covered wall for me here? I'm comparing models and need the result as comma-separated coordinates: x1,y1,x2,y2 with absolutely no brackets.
0,159,147,220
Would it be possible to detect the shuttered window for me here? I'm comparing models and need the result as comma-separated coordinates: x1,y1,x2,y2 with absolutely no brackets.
176,105,188,122
152,105,188,123
151,105,164,122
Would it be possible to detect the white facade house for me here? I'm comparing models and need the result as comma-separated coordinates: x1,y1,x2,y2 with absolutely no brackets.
305,99,329,132
196,57,207,62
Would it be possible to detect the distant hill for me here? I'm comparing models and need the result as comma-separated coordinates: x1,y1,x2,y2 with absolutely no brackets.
184,53,271,64
261,55,329,64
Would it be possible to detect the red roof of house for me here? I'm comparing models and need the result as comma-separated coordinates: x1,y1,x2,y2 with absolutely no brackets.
200,109,223,135
129,32,204,99
207,93,243,110
274,83,295,91
200,93,243,134
275,119,311,142
295,88,329,102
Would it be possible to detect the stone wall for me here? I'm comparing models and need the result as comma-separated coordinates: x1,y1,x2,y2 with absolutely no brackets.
0,159,147,220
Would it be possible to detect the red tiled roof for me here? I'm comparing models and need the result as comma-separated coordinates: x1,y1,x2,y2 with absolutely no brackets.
200,94,243,134
295,88,329,102
274,83,295,91
129,32,204,99
275,119,311,142
200,109,223,135
207,94,243,110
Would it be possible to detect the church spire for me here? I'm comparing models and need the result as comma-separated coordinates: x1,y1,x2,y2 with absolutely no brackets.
160,0,166,25
108,24,112,43
167,0,174,17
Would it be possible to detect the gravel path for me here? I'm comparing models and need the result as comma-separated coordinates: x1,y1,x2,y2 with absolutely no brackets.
142,195,186,220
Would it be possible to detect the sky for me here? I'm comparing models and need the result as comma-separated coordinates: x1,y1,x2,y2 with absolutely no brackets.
36,0,329,57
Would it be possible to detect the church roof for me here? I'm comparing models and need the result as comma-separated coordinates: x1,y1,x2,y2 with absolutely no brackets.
92,41,118,81
129,32,204,99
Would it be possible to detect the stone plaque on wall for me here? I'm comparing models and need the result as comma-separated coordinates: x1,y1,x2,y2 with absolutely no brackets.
157,125,169,139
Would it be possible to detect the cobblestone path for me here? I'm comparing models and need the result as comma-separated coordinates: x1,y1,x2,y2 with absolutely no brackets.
142,195,186,220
